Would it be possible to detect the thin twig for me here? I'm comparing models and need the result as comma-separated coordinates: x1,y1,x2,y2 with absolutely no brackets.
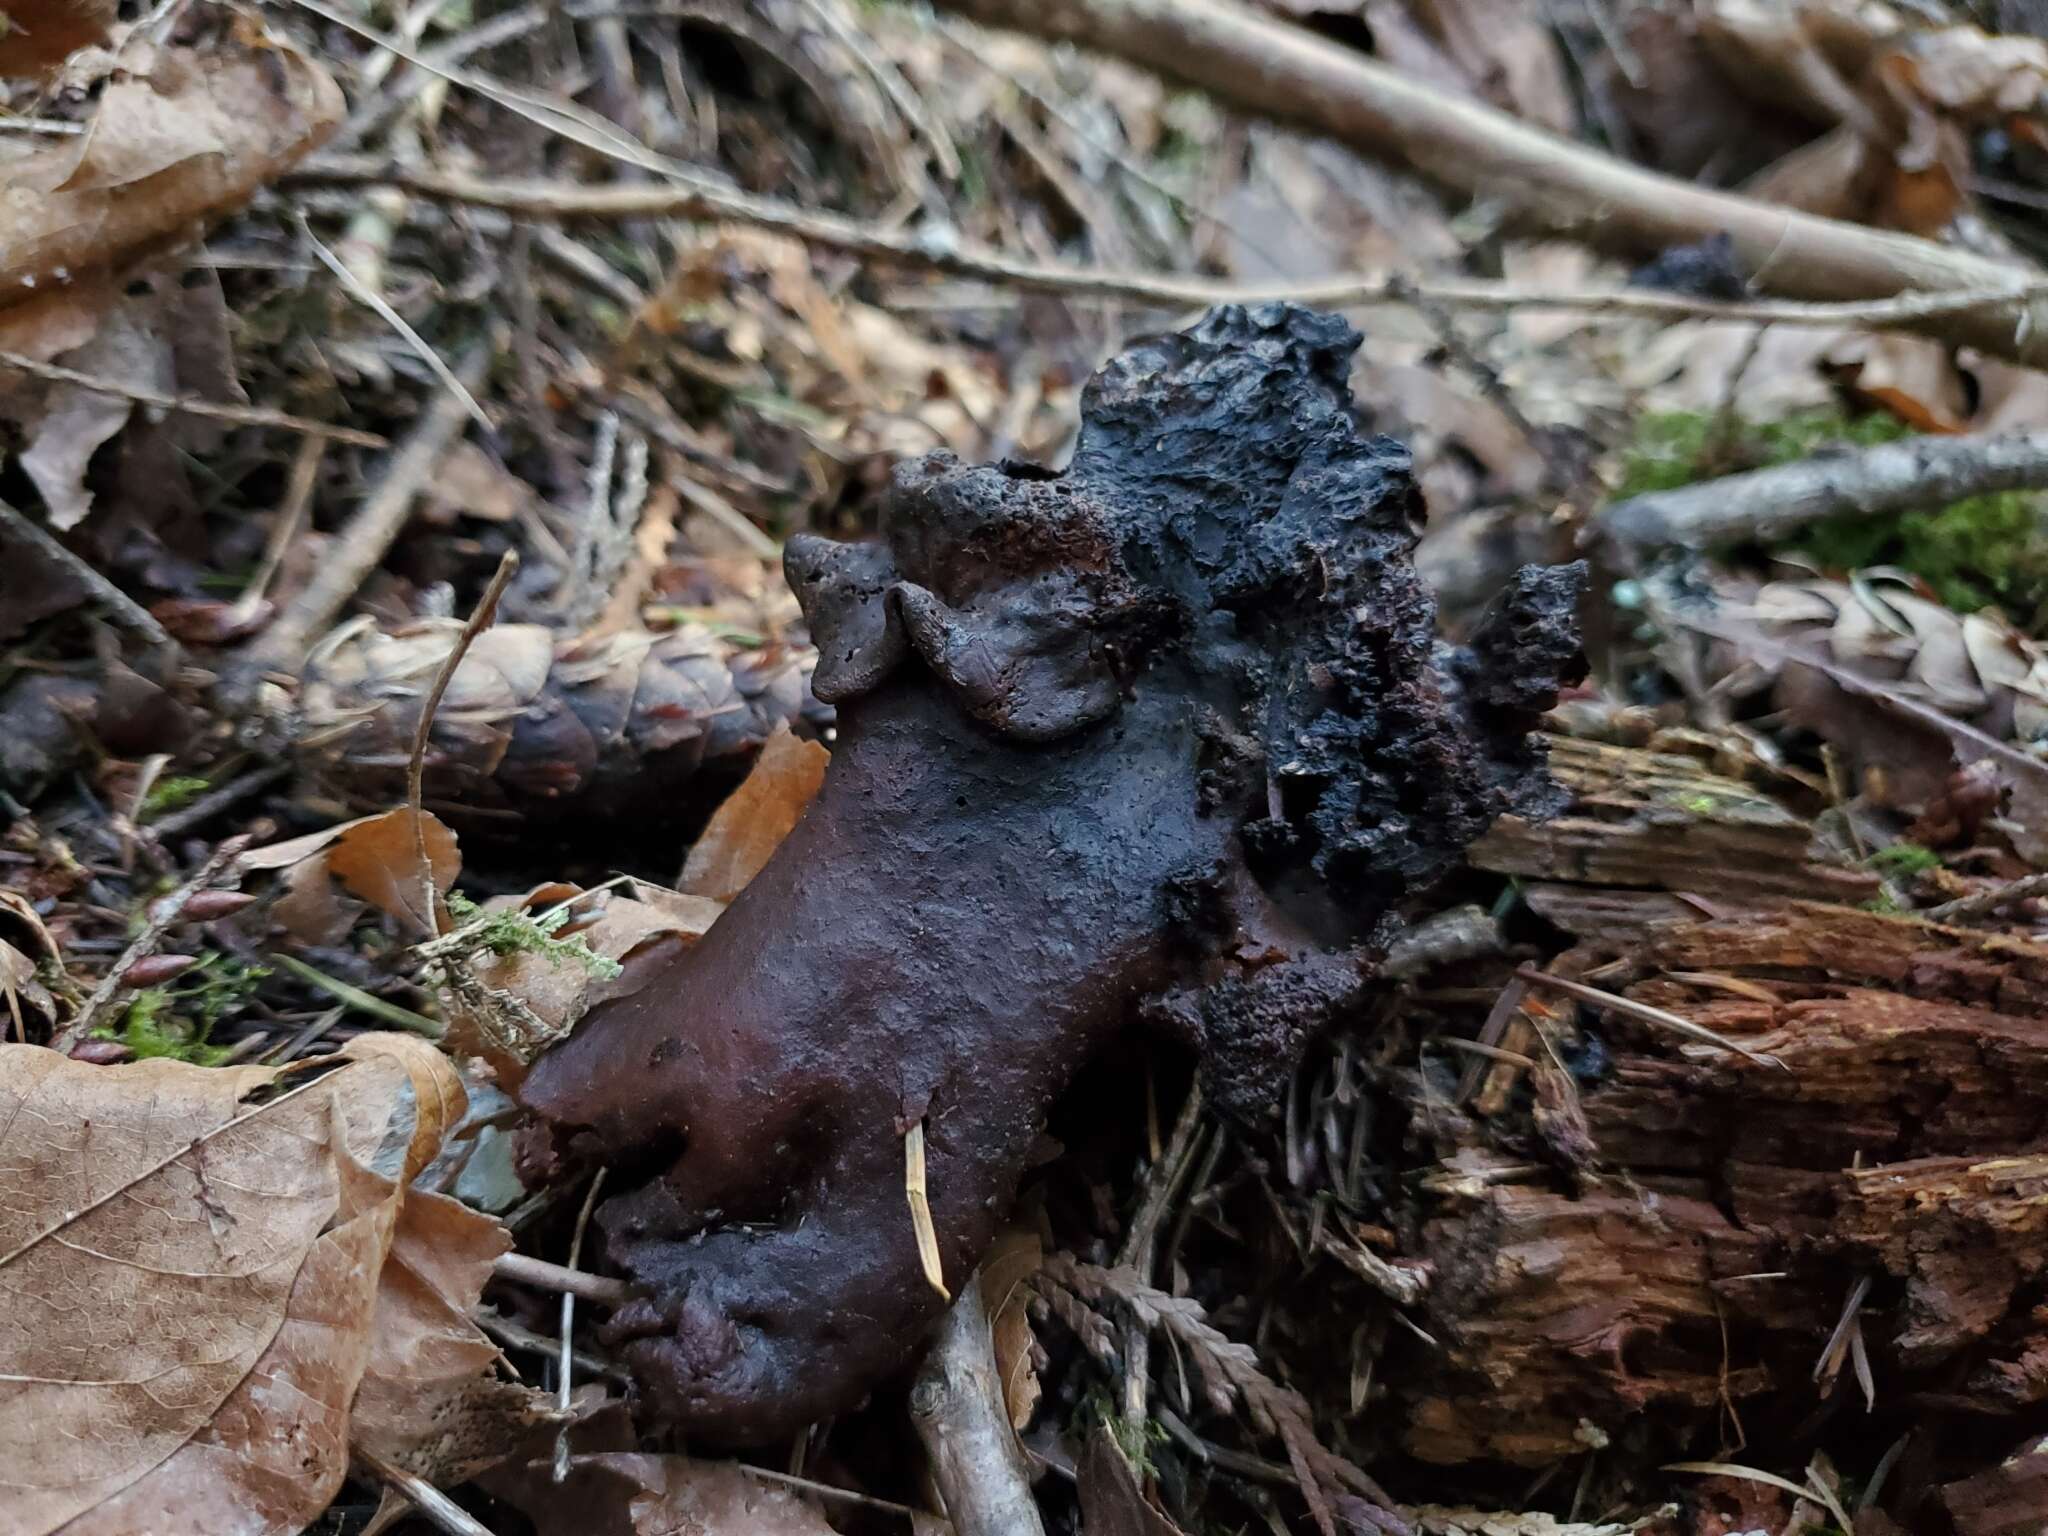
289,158,2048,338
476,1310,632,1385
300,217,493,434
0,351,388,447
354,1443,499,1536
1515,965,1790,1072
553,1167,606,1483
0,496,172,649
233,436,326,628
240,343,491,676
734,1464,942,1524
406,549,519,938
911,1280,1047,1536
1925,869,2048,923
149,762,293,839
53,836,251,1051
492,1251,638,1304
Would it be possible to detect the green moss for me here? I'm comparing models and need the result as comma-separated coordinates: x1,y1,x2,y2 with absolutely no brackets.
95,954,270,1066
442,890,622,980
139,775,211,822
1618,409,2048,624
1866,842,1942,878
1073,1388,1170,1479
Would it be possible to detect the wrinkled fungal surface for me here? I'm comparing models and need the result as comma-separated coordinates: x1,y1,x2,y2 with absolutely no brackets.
517,303,1585,1443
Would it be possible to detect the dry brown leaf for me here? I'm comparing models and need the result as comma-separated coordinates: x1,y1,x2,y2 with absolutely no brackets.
0,21,341,313
0,1032,460,1535
244,807,460,937
349,1184,552,1483
679,722,829,900
491,1451,836,1536
5,260,247,528
980,1228,1045,1432
1825,331,1969,432
0,0,113,76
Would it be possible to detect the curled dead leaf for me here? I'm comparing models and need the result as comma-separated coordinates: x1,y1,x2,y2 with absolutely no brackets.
981,1228,1046,1432
243,806,461,939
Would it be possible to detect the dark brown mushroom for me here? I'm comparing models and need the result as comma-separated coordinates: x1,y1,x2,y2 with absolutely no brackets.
516,303,1585,1443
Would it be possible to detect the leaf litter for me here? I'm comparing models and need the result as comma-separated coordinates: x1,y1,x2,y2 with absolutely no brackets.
9,0,2048,1531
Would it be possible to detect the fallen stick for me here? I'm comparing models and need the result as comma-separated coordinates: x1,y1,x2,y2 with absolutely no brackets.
1599,430,2048,548
0,495,172,650
910,1280,1046,1536
289,156,2048,350
921,0,2048,367
0,350,388,448
239,343,493,680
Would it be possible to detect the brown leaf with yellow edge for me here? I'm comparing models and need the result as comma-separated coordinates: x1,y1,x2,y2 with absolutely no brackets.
0,1032,461,1536
679,722,828,901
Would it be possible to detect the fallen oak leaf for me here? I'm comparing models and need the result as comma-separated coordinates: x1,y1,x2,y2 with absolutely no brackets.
0,1032,461,1536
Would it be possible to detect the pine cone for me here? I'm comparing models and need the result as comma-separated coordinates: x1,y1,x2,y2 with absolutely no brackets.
1740,575,2048,746
1671,570,2048,858
297,620,826,823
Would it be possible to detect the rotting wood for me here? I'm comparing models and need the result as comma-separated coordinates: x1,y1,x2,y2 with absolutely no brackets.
1401,902,2048,1492
1469,735,1880,936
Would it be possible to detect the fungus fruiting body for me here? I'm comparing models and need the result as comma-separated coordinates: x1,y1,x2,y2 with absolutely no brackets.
518,303,1585,1442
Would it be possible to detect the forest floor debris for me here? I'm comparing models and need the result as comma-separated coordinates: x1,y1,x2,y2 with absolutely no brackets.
9,1,2048,1533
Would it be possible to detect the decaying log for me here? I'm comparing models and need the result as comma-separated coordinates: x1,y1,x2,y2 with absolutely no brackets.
1403,901,2048,1506
515,304,1583,1444
1469,734,1880,937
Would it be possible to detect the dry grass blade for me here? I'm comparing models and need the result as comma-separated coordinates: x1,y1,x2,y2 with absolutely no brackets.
0,349,387,445
301,217,493,434
1664,1460,1853,1536
1515,966,1789,1073
906,1120,951,1301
